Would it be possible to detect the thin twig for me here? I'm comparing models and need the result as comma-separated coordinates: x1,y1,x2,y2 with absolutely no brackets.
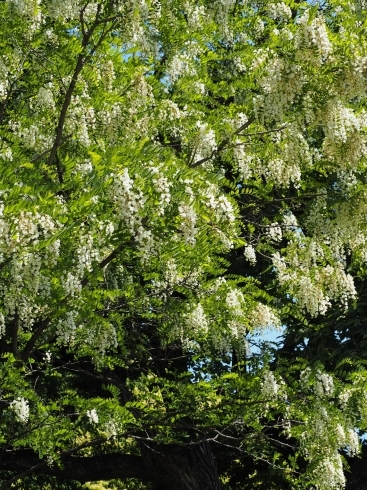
237,124,287,137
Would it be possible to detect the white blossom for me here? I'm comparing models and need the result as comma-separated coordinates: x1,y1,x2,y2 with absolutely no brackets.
178,203,198,245
313,454,346,490
261,371,279,398
185,303,209,334
10,397,30,423
267,223,282,242
315,370,334,397
267,3,292,21
244,245,256,265
36,86,55,111
86,408,99,424
226,289,244,316
0,312,5,338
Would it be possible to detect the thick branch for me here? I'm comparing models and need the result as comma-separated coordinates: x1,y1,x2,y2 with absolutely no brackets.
0,451,150,487
346,449,367,490
47,53,90,169
1,442,224,490
80,242,128,288
46,5,112,174
20,317,50,361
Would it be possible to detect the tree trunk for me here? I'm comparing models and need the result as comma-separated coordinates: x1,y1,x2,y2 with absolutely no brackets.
0,441,223,490
141,441,223,490
346,449,367,490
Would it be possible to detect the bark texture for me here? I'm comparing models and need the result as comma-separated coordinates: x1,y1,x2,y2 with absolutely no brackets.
0,441,223,490
140,441,223,490
346,449,367,490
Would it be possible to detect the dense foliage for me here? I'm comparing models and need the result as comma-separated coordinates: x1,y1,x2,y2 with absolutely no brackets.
1,0,367,488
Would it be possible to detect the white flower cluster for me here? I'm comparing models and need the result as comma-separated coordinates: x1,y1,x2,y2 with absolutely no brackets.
213,0,236,37
184,303,209,335
0,143,12,161
44,351,52,363
56,310,77,345
335,425,359,456
48,0,82,20
339,389,352,410
102,60,115,91
283,212,298,230
273,247,357,316
36,86,55,112
112,169,147,243
322,102,365,166
227,319,247,346
261,371,279,398
315,370,334,398
296,12,332,63
253,17,265,37
226,289,244,316
337,55,367,101
104,419,118,439
61,272,82,297
0,312,5,338
76,232,100,275
279,27,293,41
10,397,29,423
263,157,301,187
98,323,118,354
255,57,304,122
345,429,359,456
153,174,171,215
16,123,53,151
300,367,311,387
267,222,282,242
178,203,198,245
250,303,280,330
87,408,99,424
234,149,254,181
204,184,236,226
164,258,182,287
7,0,42,32
98,102,122,142
158,100,182,122
75,160,93,175
300,404,353,488
167,55,193,81
267,3,292,21
66,95,96,147
313,454,346,490
185,3,206,28
0,58,9,100
244,244,256,265
194,122,217,162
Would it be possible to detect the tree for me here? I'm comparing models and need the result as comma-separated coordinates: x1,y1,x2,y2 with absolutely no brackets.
1,0,367,488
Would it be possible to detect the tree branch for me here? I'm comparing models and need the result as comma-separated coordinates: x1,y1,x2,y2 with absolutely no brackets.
80,242,129,288
191,116,255,168
20,318,50,361
0,451,150,488
46,5,117,177
236,124,287,137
